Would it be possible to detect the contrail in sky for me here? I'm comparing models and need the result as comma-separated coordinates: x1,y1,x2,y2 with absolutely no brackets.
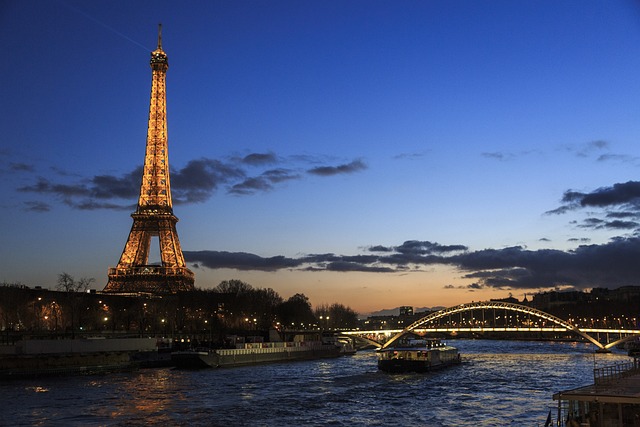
58,0,150,52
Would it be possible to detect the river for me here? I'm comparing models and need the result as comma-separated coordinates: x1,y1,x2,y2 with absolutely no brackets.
0,340,629,426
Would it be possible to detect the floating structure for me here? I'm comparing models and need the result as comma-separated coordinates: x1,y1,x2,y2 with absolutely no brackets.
105,25,194,294
376,332,460,373
553,359,640,426
172,336,354,369
0,337,163,379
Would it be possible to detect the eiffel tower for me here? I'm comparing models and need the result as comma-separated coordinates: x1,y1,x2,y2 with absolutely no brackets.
104,26,194,294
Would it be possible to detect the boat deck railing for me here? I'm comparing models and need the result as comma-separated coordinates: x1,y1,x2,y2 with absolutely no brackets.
593,359,640,385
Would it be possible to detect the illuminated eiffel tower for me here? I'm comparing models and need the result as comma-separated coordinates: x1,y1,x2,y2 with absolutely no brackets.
104,26,194,293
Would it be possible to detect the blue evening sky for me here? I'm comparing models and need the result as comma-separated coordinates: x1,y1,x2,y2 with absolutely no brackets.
2,1,640,313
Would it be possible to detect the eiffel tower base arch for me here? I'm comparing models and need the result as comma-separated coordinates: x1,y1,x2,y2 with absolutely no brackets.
106,266,194,294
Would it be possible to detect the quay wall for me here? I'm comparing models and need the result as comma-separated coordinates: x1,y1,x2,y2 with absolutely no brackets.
1,338,157,355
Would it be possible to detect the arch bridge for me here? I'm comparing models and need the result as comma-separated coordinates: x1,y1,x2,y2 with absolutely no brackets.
348,301,640,352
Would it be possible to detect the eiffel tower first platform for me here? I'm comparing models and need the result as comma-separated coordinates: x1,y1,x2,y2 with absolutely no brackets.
104,26,194,294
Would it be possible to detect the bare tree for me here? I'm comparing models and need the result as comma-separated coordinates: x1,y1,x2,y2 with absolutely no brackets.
56,273,95,338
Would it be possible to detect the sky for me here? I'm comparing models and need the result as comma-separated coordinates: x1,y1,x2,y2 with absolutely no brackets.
2,1,640,315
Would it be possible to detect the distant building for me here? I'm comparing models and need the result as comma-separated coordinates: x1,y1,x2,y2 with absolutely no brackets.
490,296,519,304
399,306,413,316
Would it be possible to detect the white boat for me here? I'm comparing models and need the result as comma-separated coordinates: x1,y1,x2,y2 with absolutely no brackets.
376,333,460,373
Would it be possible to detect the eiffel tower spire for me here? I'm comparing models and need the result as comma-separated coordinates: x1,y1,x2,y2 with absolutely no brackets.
104,26,194,294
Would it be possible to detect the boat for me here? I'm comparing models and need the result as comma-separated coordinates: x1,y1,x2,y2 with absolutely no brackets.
376,332,460,373
172,340,345,369
553,359,640,426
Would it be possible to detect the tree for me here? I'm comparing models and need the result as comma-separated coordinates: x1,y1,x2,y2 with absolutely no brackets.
278,293,316,328
314,303,359,330
56,273,95,338
56,273,94,293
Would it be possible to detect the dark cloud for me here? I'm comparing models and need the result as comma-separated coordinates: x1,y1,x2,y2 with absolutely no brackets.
547,181,640,233
368,245,394,252
606,211,639,219
171,158,245,203
307,159,367,176
448,237,640,290
323,261,395,273
395,240,468,255
229,177,273,195
184,250,302,272
228,168,301,195
367,241,467,256
185,236,640,294
262,168,300,183
572,181,640,208
240,152,277,166
15,153,364,211
90,167,141,200
597,153,638,164
19,178,91,198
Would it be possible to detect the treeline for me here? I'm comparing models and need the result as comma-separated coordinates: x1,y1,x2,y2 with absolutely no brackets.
0,276,359,342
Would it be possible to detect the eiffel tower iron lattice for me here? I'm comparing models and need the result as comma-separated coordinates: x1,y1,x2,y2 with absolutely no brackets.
104,26,194,294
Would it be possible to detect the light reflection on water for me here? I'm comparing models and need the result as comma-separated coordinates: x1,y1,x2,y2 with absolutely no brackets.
1,340,629,426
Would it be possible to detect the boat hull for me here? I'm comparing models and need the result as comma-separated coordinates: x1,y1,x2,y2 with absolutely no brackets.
172,342,343,369
378,356,460,373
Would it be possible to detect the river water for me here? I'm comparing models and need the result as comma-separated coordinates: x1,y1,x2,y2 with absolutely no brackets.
0,340,630,426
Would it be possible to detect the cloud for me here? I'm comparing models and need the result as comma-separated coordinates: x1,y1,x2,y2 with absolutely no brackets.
448,237,640,289
569,181,640,208
564,140,609,158
240,152,278,166
481,150,540,162
184,251,301,272
185,236,640,293
171,158,245,203
547,180,640,233
14,153,365,210
228,168,300,196
395,240,468,255
393,151,428,160
597,153,638,164
228,177,273,195
567,238,590,243
90,168,141,200
482,152,515,161
19,178,91,198
307,159,367,176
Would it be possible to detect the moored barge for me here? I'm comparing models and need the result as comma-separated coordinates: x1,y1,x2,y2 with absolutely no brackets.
172,339,351,369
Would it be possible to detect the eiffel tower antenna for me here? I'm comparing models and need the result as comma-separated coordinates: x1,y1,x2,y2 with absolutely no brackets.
105,27,195,294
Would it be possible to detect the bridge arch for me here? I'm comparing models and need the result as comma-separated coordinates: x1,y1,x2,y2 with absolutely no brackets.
382,301,605,350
